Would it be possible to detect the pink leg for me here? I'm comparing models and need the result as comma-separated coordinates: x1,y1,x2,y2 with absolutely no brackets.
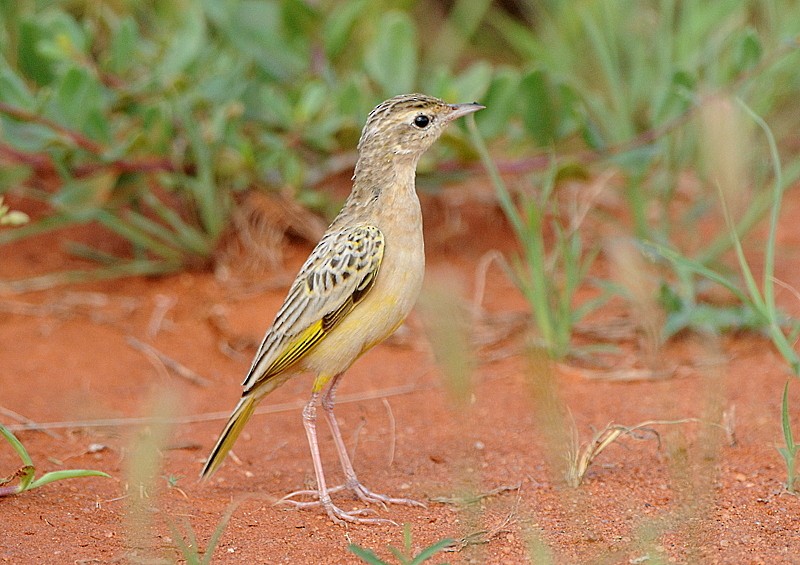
321,373,425,509
276,391,394,525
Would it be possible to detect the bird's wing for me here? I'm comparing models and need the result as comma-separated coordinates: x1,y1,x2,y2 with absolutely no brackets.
242,224,385,393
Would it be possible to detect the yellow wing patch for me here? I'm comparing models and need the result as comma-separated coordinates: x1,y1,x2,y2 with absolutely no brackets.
243,225,384,394
261,320,326,379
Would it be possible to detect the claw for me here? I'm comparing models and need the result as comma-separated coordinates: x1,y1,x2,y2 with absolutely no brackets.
347,481,426,509
276,485,346,505
326,503,397,526
275,480,423,524
276,490,394,525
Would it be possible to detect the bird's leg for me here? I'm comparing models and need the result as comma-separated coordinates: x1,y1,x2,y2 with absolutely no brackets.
321,373,425,509
277,391,392,525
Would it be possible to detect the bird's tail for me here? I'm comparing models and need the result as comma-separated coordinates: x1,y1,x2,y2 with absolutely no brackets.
200,395,258,479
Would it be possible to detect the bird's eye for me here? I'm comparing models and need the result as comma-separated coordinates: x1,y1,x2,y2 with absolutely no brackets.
413,114,431,129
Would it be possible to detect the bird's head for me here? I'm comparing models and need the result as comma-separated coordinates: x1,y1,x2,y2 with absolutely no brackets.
357,93,484,160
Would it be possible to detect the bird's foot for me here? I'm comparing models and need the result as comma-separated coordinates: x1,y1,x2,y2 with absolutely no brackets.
276,490,396,525
275,485,344,507
345,479,426,509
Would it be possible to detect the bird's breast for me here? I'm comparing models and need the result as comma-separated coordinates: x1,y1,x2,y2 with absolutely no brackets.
302,200,425,376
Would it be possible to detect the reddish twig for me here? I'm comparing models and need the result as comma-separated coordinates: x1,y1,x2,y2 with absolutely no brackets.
0,101,104,154
0,102,179,180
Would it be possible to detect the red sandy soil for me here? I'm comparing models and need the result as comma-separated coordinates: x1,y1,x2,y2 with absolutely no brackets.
3,181,800,564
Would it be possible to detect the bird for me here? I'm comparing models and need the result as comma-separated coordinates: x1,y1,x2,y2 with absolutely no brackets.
200,93,484,524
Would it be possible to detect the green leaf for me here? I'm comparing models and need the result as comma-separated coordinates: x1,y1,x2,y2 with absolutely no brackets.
295,81,328,123
365,11,418,95
51,173,117,217
108,16,139,75
34,10,89,60
141,191,212,256
280,0,318,38
94,209,183,261
654,70,696,122
731,27,762,77
17,18,55,84
52,66,105,133
177,100,228,239
157,2,206,85
449,61,493,103
227,0,308,80
476,67,520,139
641,241,755,309
252,85,293,127
0,64,33,108
0,165,33,193
608,145,659,176
519,69,556,146
323,0,368,59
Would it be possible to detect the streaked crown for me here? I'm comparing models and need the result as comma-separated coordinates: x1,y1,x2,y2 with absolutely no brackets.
357,93,484,159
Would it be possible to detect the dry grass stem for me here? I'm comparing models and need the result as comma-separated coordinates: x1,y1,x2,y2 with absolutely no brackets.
205,304,259,360
431,483,521,506
4,377,435,432
444,487,522,552
566,169,616,235
147,294,177,338
567,418,731,487
722,406,737,447
216,191,326,284
568,366,677,382
126,336,211,387
606,238,664,367
471,250,510,316
0,406,61,439
381,398,397,467
0,293,138,324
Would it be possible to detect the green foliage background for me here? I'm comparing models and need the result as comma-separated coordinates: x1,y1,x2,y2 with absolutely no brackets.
2,0,800,337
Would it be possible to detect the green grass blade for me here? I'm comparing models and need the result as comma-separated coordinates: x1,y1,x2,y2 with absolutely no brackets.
466,116,524,237
27,469,110,491
579,5,631,141
696,159,800,267
167,519,201,565
780,379,797,491
387,546,406,563
714,181,767,315
736,98,782,319
348,544,388,565
201,498,244,565
409,538,455,564
0,214,77,245
141,191,212,256
0,423,34,467
782,380,795,450
120,208,193,252
93,209,182,261
176,100,226,240
0,260,181,293
642,242,757,311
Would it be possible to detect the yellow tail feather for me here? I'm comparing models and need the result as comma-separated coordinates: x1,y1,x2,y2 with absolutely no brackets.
200,395,257,479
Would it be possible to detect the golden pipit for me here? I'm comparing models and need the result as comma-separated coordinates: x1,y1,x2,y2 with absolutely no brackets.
201,93,484,524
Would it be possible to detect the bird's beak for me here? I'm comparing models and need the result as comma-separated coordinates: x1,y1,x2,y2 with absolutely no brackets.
445,102,485,122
